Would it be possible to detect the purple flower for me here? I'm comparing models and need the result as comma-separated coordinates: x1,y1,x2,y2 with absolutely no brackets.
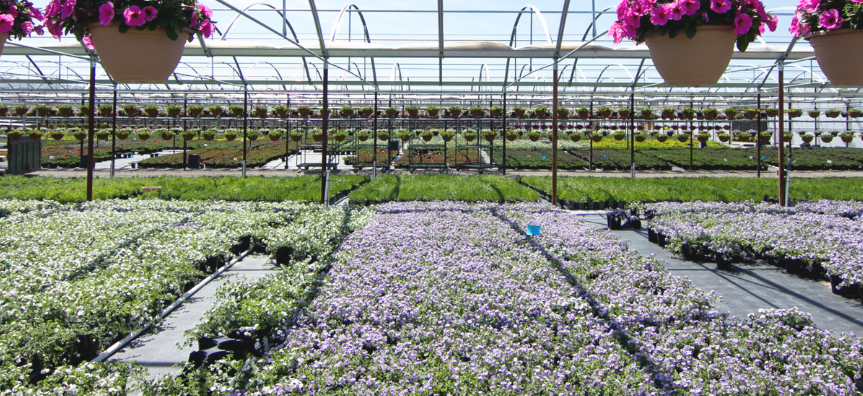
0,14,13,34
142,6,157,22
799,0,820,13
819,9,843,30
98,2,113,27
59,0,75,19
199,19,213,38
679,0,700,16
650,4,670,26
710,0,732,14
733,12,753,35
19,21,34,35
668,2,685,20
123,5,145,27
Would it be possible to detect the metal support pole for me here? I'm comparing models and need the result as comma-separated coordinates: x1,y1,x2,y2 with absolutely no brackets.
111,86,117,178
502,90,507,175
242,86,248,178
321,61,330,205
373,90,378,177
757,93,762,178
86,58,96,202
551,60,559,206
778,64,786,206
630,92,635,179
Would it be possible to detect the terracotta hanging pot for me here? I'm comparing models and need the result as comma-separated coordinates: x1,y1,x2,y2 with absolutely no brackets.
806,30,863,86
644,26,737,86
87,23,190,83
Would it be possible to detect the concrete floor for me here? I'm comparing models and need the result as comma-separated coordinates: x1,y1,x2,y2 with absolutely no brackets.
109,255,279,381
581,215,863,336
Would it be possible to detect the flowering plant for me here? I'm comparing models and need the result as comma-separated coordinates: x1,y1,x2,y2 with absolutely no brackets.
790,0,863,37
0,0,44,40
610,0,777,51
42,0,215,42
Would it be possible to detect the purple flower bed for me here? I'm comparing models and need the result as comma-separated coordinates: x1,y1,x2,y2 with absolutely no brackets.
643,201,863,288
154,202,863,395
500,207,863,394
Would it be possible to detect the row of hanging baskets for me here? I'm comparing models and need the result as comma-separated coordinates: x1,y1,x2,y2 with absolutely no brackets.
610,0,863,87
0,0,216,83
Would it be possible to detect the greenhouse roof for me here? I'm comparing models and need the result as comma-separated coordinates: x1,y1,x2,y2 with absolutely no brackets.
0,0,859,108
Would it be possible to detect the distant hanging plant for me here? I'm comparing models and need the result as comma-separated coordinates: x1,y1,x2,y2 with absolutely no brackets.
0,0,45,41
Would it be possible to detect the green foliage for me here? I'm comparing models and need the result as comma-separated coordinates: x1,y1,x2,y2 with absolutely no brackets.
348,175,540,203
0,176,368,202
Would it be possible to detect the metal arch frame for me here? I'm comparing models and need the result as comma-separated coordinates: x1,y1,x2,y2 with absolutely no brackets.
389,63,408,95
328,4,378,87
582,6,615,40
591,64,635,94
214,0,372,88
219,2,314,89
502,4,554,90
308,0,328,59
437,0,444,85
475,64,492,93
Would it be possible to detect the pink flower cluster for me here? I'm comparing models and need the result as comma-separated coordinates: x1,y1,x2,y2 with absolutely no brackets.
610,0,776,45
789,0,862,37
43,0,217,42
0,0,45,39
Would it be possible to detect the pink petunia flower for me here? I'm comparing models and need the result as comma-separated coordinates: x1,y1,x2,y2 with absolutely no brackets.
30,7,42,21
123,5,145,26
142,6,157,21
60,0,76,19
44,0,61,18
199,19,213,38
82,34,94,50
799,0,820,13
765,14,777,32
189,11,198,28
622,11,641,29
852,0,863,3
20,21,34,35
650,4,670,26
679,0,699,16
34,25,44,35
99,2,113,26
733,13,753,35
616,0,629,19
668,2,684,20
630,0,649,16
789,14,800,35
0,14,13,34
710,0,732,14
819,9,843,30
44,18,62,38
196,4,212,18
9,5,17,17
610,21,626,45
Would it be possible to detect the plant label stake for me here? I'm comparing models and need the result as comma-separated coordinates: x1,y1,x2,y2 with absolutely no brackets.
526,225,541,236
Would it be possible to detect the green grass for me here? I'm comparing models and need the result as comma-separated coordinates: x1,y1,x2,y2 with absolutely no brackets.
518,176,863,203
349,175,541,203
0,175,368,203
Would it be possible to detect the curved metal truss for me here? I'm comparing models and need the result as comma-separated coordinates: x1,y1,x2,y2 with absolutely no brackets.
0,0,859,111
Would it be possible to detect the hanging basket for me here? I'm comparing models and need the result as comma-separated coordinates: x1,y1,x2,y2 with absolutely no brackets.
806,29,863,86
841,135,854,144
590,135,603,143
291,134,302,142
656,135,668,143
87,23,191,83
569,134,582,142
718,135,730,142
644,26,737,86
613,134,626,141
802,135,814,143
676,135,690,143
820,135,834,143
635,135,646,143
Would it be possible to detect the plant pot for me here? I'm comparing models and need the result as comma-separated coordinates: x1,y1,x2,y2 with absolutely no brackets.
644,26,737,86
357,135,369,142
841,135,854,144
464,135,476,142
422,135,433,142
697,136,709,143
635,136,646,143
269,134,281,142
312,135,323,142
613,134,626,141
334,135,346,142
29,134,42,141
718,135,730,142
802,135,814,143
656,135,668,143
291,135,302,142
591,135,603,143
507,134,518,142
820,136,834,143
676,135,689,143
225,135,237,142
87,23,191,83
806,29,863,86
570,134,582,142
759,137,771,144
528,136,540,142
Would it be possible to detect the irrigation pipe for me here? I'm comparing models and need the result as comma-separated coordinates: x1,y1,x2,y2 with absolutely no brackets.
91,247,253,363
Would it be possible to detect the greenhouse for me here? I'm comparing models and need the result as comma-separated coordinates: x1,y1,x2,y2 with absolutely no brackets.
1,0,863,394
